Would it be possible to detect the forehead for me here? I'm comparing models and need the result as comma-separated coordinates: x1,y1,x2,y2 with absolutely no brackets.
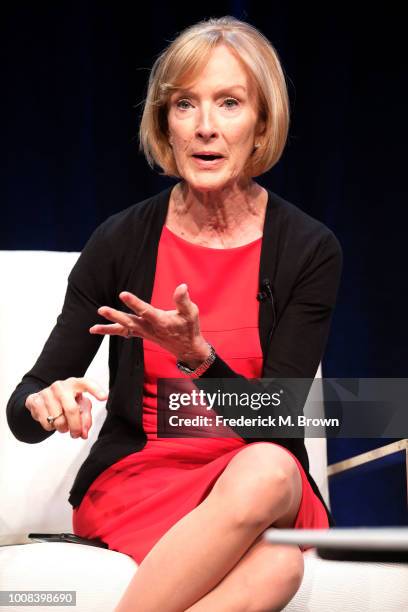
176,44,253,93
199,45,248,80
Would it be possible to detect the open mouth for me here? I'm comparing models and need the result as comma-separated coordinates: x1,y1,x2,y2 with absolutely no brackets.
192,154,224,161
191,154,226,168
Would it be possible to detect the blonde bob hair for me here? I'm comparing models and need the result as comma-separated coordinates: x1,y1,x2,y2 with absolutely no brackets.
139,16,290,178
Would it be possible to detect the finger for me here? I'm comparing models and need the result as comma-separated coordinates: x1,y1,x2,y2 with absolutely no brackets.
97,306,136,327
26,393,49,427
90,322,124,336
94,305,148,330
77,394,92,439
41,386,68,433
119,292,157,322
25,392,42,416
49,383,82,438
76,377,109,401
173,283,195,317
90,322,144,338
76,378,107,438
28,392,68,433
52,413,69,434
56,420,69,434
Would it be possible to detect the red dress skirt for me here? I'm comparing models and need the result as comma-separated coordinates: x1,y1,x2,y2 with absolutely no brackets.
73,226,329,564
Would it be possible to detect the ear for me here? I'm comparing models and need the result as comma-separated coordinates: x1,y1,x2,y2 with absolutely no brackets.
256,118,266,137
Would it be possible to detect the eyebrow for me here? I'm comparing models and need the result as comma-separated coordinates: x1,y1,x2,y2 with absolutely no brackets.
175,84,247,96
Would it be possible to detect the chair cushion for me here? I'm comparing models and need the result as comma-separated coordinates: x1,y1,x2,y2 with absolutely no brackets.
0,543,137,611
1,545,407,612
284,548,408,611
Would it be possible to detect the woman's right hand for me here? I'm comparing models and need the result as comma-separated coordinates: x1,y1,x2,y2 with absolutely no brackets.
25,377,109,439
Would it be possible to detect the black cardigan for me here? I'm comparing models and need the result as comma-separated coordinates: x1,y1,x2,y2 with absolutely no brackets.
6,185,342,525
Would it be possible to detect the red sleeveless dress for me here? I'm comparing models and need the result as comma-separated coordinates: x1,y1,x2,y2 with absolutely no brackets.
72,225,329,564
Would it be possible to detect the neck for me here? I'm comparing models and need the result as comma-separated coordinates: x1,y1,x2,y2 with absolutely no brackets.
170,179,267,239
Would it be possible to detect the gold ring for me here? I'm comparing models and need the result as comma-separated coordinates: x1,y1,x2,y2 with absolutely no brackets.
46,412,64,426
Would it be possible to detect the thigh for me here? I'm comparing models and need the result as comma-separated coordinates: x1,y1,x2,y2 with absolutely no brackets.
208,442,303,529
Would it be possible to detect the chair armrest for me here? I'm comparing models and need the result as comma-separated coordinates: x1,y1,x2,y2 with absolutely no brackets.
327,439,408,507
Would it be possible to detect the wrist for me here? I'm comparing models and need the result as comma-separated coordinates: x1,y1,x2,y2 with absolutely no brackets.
177,340,211,369
176,342,216,377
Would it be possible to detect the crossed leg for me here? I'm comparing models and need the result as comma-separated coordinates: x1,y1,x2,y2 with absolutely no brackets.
114,442,304,612
185,531,303,612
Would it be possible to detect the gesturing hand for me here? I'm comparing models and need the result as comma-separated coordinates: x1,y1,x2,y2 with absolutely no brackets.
25,377,108,438
90,283,210,366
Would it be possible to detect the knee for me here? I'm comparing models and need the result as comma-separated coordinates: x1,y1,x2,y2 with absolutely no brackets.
236,472,292,529
275,545,304,591
228,445,301,528
247,545,304,612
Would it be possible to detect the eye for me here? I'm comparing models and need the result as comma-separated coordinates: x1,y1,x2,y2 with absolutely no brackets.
175,99,192,110
223,98,239,109
175,97,240,110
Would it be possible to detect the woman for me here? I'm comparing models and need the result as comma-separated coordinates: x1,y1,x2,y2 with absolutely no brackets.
7,16,342,612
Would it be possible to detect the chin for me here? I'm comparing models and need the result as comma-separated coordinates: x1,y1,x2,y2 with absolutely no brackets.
184,173,236,193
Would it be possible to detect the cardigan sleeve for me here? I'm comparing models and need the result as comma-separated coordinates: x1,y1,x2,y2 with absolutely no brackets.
194,230,343,437
6,223,116,444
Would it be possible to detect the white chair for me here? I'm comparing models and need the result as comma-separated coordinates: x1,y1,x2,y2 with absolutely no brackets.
1,250,407,612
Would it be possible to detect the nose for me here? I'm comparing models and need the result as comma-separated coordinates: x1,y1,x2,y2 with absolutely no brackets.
195,104,218,141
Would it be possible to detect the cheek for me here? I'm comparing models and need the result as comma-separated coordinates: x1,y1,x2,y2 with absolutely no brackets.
172,132,192,153
175,142,191,158
168,116,193,146
227,120,257,146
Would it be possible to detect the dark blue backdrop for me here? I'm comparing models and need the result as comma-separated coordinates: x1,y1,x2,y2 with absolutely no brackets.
3,2,407,525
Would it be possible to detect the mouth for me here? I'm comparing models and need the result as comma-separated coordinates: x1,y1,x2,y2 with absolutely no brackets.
191,154,226,168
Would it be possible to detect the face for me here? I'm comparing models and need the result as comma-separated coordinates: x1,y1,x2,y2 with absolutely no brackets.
167,45,263,192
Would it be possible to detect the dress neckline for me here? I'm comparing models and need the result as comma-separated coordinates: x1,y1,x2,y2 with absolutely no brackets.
163,224,262,252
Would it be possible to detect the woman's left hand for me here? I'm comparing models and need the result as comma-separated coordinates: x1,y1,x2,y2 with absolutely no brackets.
89,283,209,364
